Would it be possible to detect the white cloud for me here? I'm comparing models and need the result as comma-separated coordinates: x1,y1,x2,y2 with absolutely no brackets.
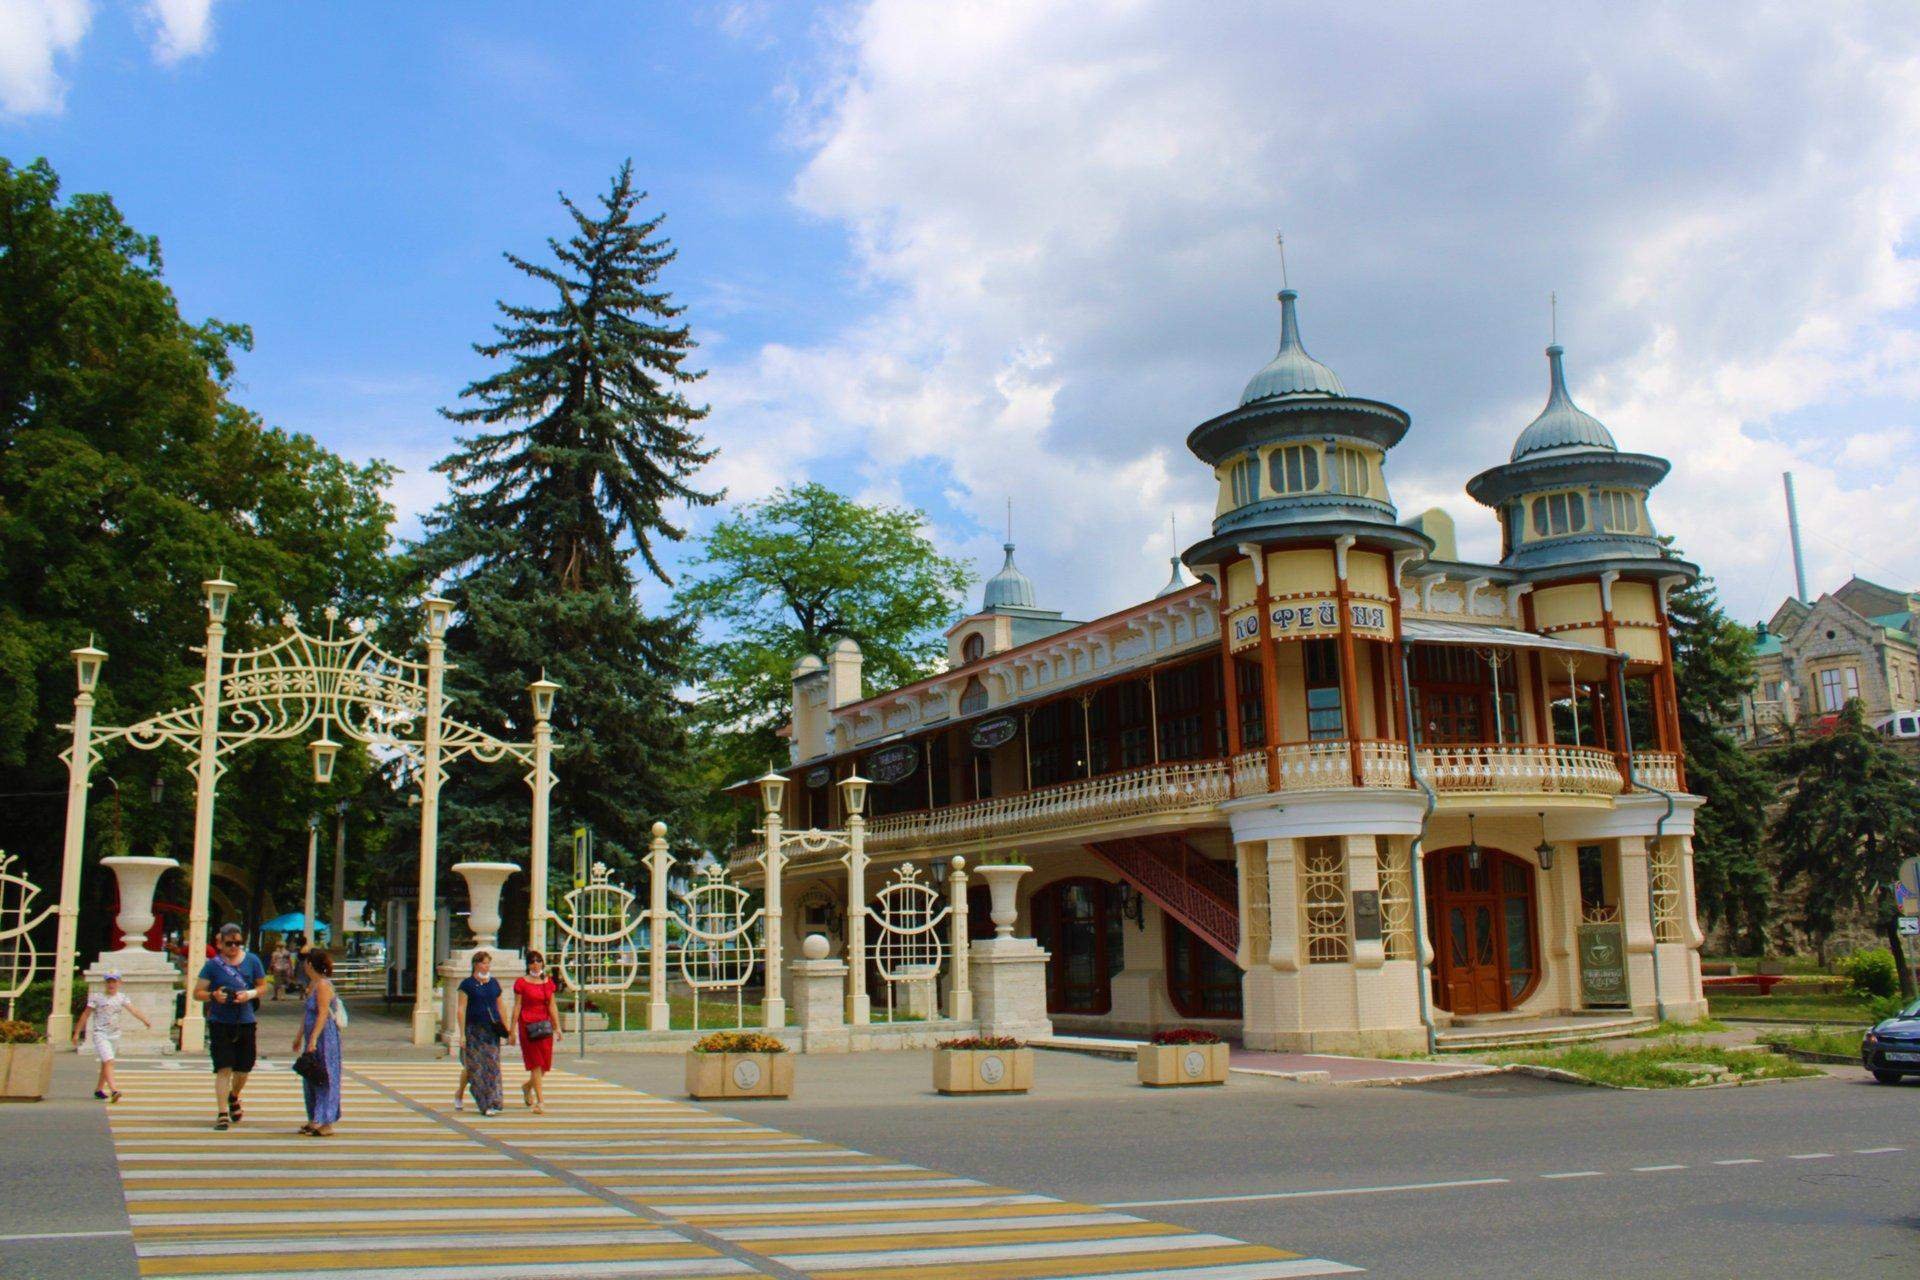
706,0,1920,623
0,0,91,116
143,0,218,65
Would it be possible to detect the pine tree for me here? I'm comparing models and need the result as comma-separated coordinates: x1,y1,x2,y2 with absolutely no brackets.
418,162,718,885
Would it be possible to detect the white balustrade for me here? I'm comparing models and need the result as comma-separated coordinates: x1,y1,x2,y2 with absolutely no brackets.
1415,743,1623,796
1631,751,1682,791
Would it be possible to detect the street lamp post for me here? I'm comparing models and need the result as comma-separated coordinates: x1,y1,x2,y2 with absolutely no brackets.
48,641,107,1046
528,676,559,956
179,577,233,1054
757,768,788,1029
411,596,450,1047
840,774,870,1025
754,769,869,1029
303,815,320,946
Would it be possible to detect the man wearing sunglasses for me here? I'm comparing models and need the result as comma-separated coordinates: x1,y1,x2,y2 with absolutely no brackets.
193,923,268,1131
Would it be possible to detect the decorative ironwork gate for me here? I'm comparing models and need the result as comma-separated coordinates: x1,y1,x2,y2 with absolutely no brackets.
0,852,52,1021
866,863,951,1022
669,865,766,1032
552,863,646,995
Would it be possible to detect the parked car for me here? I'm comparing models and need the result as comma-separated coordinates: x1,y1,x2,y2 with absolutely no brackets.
1862,998,1920,1083
1873,711,1920,741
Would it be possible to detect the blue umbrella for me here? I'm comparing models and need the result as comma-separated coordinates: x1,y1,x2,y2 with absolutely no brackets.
258,913,330,938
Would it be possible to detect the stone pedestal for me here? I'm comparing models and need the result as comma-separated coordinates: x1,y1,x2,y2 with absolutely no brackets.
968,937,1052,1041
790,957,850,1053
894,964,940,1019
82,856,181,1057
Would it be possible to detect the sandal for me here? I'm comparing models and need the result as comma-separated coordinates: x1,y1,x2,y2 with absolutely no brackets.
521,1081,534,1106
109,1091,122,1104
298,1123,317,1135
227,1099,243,1124
214,1114,230,1131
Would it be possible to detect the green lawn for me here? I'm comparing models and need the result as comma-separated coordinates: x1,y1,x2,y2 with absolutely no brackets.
1487,1041,1820,1088
1631,1018,1728,1038
1762,1026,1868,1059
1708,991,1882,1023
1701,953,1826,975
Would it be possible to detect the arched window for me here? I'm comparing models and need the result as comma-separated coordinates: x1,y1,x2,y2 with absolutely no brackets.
1598,490,1642,532
1528,490,1588,537
1267,445,1321,495
962,632,985,664
1329,446,1370,496
958,675,988,714
1227,457,1258,507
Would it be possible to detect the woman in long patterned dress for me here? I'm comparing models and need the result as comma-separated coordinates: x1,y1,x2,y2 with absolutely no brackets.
453,951,505,1116
293,949,341,1136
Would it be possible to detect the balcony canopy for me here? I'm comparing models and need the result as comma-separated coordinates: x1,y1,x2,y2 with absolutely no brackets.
1401,618,1619,660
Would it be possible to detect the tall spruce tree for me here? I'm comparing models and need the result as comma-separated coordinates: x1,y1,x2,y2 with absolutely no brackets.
418,162,717,880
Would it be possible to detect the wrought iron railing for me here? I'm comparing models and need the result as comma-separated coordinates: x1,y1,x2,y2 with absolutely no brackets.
1087,837,1239,960
1415,743,1623,796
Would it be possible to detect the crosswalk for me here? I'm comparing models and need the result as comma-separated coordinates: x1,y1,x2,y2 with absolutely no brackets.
101,1060,1358,1279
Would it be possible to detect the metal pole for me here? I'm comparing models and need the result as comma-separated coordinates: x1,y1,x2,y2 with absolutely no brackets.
762,806,785,1028
1783,472,1809,605
303,818,319,945
948,856,972,1022
331,803,348,949
646,822,670,1031
47,666,98,1045
180,584,229,1054
411,602,448,1048
846,813,869,1025
528,710,553,956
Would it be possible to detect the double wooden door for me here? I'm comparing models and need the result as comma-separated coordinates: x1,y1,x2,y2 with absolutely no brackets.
1425,848,1539,1015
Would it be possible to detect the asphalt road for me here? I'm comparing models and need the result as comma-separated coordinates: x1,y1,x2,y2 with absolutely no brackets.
4,1044,1914,1279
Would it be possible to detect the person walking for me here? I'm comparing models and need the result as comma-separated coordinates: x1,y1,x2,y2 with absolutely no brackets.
452,951,505,1116
293,948,342,1137
508,950,562,1113
269,942,291,1001
193,923,268,1131
72,971,151,1103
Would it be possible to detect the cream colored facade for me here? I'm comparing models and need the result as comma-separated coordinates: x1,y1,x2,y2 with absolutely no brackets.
754,286,1707,1054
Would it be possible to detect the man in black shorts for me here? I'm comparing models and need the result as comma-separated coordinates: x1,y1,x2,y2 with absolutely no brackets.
194,923,268,1130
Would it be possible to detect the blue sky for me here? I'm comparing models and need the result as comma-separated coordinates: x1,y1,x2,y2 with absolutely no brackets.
6,1,1920,629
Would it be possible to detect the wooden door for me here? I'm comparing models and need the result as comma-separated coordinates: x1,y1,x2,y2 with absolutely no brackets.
1427,848,1540,1015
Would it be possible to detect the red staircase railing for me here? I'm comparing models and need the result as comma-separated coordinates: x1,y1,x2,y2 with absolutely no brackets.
1087,836,1240,963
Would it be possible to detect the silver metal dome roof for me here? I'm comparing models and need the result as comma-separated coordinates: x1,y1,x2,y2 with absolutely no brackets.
1511,344,1617,461
982,543,1037,610
1240,290,1346,405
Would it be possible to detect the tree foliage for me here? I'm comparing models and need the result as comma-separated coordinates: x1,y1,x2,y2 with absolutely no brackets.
416,162,716,876
674,483,973,847
1770,700,1920,990
0,157,405,946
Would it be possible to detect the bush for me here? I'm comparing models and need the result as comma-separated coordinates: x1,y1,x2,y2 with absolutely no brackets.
692,1030,787,1054
1150,1028,1224,1045
1867,993,1910,1022
12,979,87,1027
0,1020,46,1044
937,1035,1022,1050
1838,949,1899,999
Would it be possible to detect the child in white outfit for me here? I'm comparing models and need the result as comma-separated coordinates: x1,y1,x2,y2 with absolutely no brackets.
72,973,152,1102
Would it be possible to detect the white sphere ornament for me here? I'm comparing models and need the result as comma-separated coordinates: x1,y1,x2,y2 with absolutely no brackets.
801,933,830,961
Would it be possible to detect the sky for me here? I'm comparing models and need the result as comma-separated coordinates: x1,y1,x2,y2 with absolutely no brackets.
5,0,1920,631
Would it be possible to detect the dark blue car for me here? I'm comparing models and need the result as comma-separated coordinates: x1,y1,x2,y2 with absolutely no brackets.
1862,997,1920,1083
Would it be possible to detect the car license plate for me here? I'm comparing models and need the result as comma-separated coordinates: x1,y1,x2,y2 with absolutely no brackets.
1886,1052,1920,1063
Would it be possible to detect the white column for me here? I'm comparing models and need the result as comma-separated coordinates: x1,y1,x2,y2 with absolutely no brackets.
47,673,97,1046
947,856,972,1022
528,714,553,956
410,605,447,1047
302,818,319,943
330,804,348,946
762,808,786,1028
1265,838,1299,971
179,596,227,1055
845,816,869,1025
646,822,671,1031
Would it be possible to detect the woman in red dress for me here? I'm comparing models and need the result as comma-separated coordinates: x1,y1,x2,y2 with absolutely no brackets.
507,950,562,1113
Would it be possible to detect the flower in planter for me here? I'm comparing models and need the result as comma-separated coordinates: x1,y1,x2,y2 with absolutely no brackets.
1149,1028,1223,1045
692,1030,788,1054
0,1020,46,1045
937,1035,1024,1050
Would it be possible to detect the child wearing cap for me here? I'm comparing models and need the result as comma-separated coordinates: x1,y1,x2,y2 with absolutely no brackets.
73,972,151,1102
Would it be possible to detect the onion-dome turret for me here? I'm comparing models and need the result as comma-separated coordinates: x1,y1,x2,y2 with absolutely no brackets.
1510,344,1617,460
982,543,1037,610
1240,290,1347,404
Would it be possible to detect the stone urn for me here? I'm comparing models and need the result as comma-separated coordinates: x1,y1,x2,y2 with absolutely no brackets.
451,861,519,950
100,856,178,951
973,863,1031,938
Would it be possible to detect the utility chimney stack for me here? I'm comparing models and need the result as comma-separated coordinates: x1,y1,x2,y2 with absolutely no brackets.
1783,471,1809,605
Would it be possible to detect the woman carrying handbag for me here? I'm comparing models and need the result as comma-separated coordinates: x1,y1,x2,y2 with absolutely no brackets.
292,949,341,1136
453,951,506,1116
508,950,563,1113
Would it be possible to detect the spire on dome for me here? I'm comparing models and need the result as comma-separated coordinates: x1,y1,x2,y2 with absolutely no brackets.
982,542,1037,610
1155,556,1191,597
1510,343,1617,461
1240,287,1347,405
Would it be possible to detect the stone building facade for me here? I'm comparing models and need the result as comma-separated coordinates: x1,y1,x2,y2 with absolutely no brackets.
1740,577,1920,743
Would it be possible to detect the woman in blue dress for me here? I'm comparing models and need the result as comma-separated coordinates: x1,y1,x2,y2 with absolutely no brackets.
293,948,341,1136
453,951,505,1116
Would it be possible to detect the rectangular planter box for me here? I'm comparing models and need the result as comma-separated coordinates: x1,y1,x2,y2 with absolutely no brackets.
0,1042,54,1101
1137,1041,1230,1087
933,1046,1033,1094
685,1050,793,1100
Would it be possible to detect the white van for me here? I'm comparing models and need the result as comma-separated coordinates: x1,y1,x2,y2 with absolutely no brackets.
1875,711,1920,740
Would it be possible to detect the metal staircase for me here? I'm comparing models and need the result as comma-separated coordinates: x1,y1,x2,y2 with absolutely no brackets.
1086,836,1240,963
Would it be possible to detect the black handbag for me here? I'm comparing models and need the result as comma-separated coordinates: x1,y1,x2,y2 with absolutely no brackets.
292,1050,328,1086
490,1018,510,1041
526,1019,554,1041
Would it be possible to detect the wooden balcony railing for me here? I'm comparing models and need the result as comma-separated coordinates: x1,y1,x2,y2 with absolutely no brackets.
864,757,1234,853
1415,743,1623,796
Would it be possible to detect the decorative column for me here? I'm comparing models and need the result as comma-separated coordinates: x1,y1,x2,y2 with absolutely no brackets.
844,812,870,1026
330,803,348,947
947,856,972,1023
761,796,786,1029
1333,536,1364,784
1253,548,1283,790
411,596,451,1048
302,816,319,943
180,577,233,1055
1616,836,1657,1015
439,861,523,1045
646,821,671,1031
527,676,558,956
48,642,105,1046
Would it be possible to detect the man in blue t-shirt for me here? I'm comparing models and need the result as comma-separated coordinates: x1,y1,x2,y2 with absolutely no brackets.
193,923,268,1131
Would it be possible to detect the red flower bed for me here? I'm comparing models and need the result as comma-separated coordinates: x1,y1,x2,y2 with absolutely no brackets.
1149,1028,1223,1046
937,1035,1024,1050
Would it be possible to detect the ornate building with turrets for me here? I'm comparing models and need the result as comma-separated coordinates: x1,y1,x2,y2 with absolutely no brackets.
759,279,1707,1053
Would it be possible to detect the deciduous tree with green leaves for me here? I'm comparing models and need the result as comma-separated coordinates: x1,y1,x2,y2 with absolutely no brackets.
674,483,973,846
416,161,716,880
1770,700,1920,995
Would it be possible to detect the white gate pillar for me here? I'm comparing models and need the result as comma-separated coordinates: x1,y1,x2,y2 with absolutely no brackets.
48,643,104,1046
411,597,450,1047
947,856,973,1023
844,815,870,1025
302,817,319,944
180,577,232,1054
646,822,671,1031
